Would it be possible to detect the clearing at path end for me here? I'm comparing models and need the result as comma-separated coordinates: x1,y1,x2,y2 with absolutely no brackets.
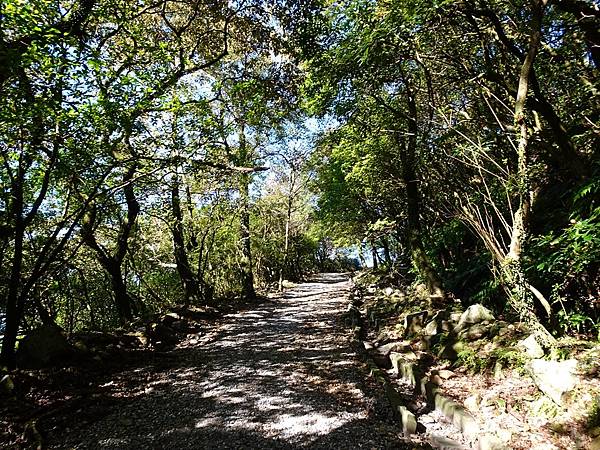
48,273,424,449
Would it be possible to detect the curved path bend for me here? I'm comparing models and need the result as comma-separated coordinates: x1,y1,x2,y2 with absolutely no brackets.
49,273,421,449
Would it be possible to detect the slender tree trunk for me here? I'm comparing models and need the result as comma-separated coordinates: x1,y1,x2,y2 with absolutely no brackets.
505,0,555,346
279,172,295,290
382,237,392,266
404,171,443,297
371,243,379,270
239,171,256,300
106,261,133,323
236,124,256,301
82,164,139,324
171,176,200,305
394,76,445,299
358,244,366,268
1,223,24,368
278,217,291,290
1,163,26,368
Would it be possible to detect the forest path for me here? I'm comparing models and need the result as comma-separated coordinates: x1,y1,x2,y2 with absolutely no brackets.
48,273,419,449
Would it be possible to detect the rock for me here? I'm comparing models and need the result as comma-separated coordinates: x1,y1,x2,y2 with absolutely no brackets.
375,341,411,356
449,311,463,324
16,325,73,368
160,312,181,327
147,323,178,349
548,422,567,433
72,340,89,353
528,358,578,406
454,304,495,332
404,311,428,337
371,352,392,369
124,332,148,347
430,374,443,385
170,320,189,332
390,350,418,365
494,361,504,380
464,394,480,412
479,434,507,450
424,320,438,336
459,323,492,341
437,341,466,361
22,420,42,450
398,405,417,435
434,369,455,380
0,374,14,396
414,283,429,300
518,335,544,358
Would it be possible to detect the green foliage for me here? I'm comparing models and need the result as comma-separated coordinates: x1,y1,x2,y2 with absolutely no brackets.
587,397,600,430
556,310,599,340
490,347,529,374
2,0,599,367
455,348,487,374
528,176,600,336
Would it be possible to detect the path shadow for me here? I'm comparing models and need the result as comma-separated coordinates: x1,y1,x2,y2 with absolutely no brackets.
29,275,424,450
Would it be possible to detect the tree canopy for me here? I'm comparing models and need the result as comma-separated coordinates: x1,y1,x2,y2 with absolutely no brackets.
1,0,599,368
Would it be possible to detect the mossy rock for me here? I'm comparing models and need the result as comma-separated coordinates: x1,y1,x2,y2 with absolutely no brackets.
16,325,74,369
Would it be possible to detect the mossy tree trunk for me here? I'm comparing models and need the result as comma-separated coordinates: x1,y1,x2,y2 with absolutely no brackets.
505,0,555,347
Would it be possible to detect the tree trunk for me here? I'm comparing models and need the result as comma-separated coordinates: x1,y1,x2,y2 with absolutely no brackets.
399,83,445,299
279,172,295,290
0,167,26,368
506,0,555,347
239,171,256,300
382,237,392,266
171,176,200,305
371,243,378,270
107,261,134,323
81,164,139,324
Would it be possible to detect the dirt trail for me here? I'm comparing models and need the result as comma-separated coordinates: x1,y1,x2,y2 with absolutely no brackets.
47,273,421,449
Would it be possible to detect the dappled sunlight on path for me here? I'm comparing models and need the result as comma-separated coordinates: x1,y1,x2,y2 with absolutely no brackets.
48,273,415,449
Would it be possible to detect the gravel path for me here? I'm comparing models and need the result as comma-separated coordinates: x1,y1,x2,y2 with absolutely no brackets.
47,273,423,449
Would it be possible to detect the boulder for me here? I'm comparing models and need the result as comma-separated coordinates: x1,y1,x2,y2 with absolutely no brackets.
464,394,480,412
528,358,578,406
458,323,492,341
160,312,181,327
414,283,429,300
0,374,14,397
454,304,494,332
437,369,455,380
16,325,73,368
371,351,392,369
404,311,428,337
147,323,178,349
517,335,544,358
437,341,466,361
424,310,454,336
375,341,411,356
170,320,190,333
424,320,439,336
449,311,463,324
